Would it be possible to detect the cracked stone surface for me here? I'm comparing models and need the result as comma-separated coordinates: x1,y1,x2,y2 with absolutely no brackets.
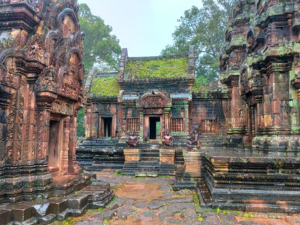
50,173,300,225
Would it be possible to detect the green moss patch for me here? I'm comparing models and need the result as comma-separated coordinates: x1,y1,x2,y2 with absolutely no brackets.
90,76,120,96
192,78,209,92
125,57,188,79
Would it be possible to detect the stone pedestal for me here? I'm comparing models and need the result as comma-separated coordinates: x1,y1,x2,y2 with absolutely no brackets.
124,148,140,161
121,148,140,175
173,149,203,190
159,148,175,175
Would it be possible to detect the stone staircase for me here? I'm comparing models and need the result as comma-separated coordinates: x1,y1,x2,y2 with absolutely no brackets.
76,138,125,171
135,146,160,177
0,174,114,225
121,144,176,177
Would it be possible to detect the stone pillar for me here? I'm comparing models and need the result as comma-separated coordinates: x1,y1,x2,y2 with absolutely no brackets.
90,112,98,139
85,108,91,139
68,113,81,175
139,111,143,141
36,92,57,163
0,89,13,164
184,102,189,132
164,108,171,130
61,116,70,175
231,80,246,134
256,97,264,130
270,71,290,133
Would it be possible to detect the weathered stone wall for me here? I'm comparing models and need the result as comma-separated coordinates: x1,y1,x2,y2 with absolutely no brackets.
0,0,84,202
220,0,300,152
191,92,230,136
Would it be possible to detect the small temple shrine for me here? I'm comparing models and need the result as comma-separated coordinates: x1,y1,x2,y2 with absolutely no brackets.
78,47,229,172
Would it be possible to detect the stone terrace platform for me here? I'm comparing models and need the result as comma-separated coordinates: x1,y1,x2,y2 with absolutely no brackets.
196,147,300,213
0,174,114,225
52,173,300,225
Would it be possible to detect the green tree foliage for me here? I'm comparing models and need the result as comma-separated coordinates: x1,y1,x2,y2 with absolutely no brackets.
161,0,233,83
77,109,85,137
77,4,122,136
79,3,121,73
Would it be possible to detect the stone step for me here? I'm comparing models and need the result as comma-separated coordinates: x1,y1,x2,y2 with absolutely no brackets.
139,158,160,162
140,154,159,157
0,182,114,225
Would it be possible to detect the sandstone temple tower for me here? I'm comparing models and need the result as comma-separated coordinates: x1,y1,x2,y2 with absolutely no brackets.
0,1,114,223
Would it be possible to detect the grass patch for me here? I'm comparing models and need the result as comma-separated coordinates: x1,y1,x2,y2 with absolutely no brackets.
198,217,203,221
103,219,110,225
91,76,120,96
51,217,79,225
193,192,200,206
126,57,188,79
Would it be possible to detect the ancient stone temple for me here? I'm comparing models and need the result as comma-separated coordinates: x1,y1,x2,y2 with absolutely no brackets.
77,47,229,173
78,0,300,213
0,1,113,224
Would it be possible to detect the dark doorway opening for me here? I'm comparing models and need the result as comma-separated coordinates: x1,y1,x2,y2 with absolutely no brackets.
149,117,160,139
48,119,62,176
102,117,112,137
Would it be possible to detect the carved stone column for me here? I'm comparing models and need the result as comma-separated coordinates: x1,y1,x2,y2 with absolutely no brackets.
231,80,247,135
269,71,290,134
68,113,81,175
184,101,189,132
139,111,143,141
90,112,98,140
0,87,13,165
84,108,91,139
164,107,171,130
36,93,57,163
61,116,70,175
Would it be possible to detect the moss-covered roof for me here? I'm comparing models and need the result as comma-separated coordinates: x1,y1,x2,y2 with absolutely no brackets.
125,55,188,79
90,74,120,96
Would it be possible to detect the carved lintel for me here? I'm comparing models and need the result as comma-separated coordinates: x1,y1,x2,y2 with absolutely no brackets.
36,92,58,110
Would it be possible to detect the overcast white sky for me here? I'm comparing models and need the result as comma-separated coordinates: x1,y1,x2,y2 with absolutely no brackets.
78,0,202,57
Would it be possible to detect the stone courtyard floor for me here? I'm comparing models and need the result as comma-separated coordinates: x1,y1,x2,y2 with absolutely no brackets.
51,172,300,225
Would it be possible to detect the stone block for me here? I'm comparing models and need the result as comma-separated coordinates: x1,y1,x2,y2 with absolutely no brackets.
159,148,175,164
123,148,140,162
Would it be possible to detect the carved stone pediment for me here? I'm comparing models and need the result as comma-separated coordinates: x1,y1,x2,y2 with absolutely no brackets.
139,90,170,109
